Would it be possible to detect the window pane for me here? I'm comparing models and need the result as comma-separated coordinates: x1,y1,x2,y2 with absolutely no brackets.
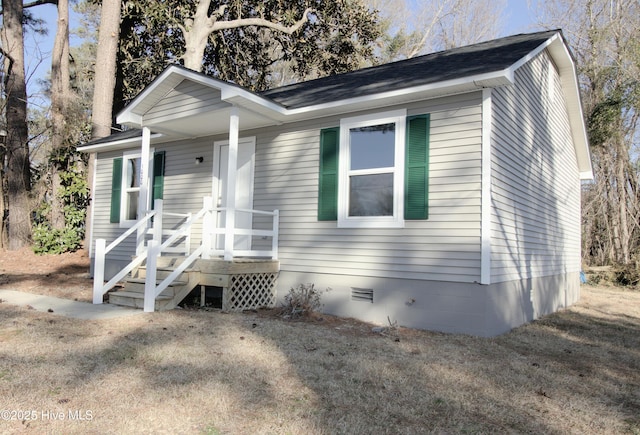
350,123,395,170
127,158,141,188
126,192,138,220
349,173,393,216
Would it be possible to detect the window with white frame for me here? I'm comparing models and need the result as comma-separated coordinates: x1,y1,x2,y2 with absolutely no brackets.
318,110,430,227
122,151,142,223
110,149,165,227
339,110,407,227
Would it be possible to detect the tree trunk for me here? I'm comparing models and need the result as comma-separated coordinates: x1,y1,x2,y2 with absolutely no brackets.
85,0,121,252
180,0,311,72
615,137,631,264
1,0,32,249
91,0,121,139
50,0,71,230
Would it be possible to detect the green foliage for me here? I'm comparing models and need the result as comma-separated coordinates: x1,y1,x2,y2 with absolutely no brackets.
32,223,83,255
114,0,381,112
32,147,90,255
587,94,622,147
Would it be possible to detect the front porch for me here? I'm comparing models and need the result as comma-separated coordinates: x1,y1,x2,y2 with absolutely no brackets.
93,198,280,312
87,67,290,313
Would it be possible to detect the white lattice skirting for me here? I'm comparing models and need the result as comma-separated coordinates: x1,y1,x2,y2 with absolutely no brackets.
222,272,278,311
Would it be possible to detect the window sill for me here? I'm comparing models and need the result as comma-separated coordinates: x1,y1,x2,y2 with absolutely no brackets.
337,217,405,229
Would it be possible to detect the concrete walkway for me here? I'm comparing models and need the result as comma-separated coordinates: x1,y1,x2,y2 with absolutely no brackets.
0,289,143,320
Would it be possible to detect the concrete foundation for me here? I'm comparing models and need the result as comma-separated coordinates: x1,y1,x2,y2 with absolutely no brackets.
276,271,580,337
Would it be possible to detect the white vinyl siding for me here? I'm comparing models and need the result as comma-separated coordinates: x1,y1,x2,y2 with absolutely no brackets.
93,138,218,261
144,80,228,124
253,93,483,283
491,50,581,283
93,93,484,283
159,138,219,252
93,151,137,261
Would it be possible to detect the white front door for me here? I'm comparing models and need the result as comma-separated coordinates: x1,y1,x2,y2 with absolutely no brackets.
213,137,256,251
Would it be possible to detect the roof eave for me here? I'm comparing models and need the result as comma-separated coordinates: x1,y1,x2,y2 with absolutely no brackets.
550,37,594,180
78,132,165,152
507,32,593,180
118,65,515,131
279,69,514,120
115,65,288,128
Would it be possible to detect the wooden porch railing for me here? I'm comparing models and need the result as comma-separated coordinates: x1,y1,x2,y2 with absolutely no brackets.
92,197,279,311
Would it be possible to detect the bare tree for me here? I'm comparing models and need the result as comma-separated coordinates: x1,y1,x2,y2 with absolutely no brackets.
371,0,507,61
535,0,640,265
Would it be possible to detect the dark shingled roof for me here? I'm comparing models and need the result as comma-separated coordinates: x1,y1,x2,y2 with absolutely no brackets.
259,30,561,109
82,128,144,147
82,30,562,148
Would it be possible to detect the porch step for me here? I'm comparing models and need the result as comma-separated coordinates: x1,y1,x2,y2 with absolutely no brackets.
135,267,193,281
108,291,173,311
122,278,189,297
108,257,201,311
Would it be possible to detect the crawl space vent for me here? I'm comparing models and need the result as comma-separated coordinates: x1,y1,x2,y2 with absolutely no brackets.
351,288,374,303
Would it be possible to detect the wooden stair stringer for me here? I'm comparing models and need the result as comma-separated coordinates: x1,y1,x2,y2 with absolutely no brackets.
108,255,202,311
153,269,201,311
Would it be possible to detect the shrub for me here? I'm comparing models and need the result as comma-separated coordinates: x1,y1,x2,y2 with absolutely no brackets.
32,224,83,255
613,263,640,288
280,283,330,318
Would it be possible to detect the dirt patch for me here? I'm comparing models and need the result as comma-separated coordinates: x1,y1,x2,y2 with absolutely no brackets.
0,248,92,302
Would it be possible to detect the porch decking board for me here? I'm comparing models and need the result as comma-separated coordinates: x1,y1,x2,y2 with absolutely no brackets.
194,258,279,274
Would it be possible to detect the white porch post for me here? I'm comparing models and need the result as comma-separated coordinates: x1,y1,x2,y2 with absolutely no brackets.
136,126,152,255
224,107,239,261
202,196,213,260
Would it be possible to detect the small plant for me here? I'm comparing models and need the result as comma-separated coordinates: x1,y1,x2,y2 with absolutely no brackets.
280,283,329,318
372,316,400,341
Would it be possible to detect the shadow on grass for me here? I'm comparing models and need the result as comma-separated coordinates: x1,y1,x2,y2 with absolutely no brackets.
0,293,638,434
0,261,91,287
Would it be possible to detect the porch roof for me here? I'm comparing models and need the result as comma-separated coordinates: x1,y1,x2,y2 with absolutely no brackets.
79,30,591,178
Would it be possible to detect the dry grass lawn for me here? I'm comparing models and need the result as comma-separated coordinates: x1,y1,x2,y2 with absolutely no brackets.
0,250,639,434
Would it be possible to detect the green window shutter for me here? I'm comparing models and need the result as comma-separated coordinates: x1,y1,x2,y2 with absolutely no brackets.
318,127,339,221
151,151,165,209
405,114,430,220
110,157,123,223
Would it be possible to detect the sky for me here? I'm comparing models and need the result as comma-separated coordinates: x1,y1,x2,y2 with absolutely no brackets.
504,0,543,35
24,0,542,107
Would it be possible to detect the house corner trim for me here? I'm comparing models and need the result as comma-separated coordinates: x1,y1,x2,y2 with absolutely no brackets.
480,88,492,285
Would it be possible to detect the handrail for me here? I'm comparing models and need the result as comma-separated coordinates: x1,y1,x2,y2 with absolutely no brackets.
207,207,279,259
215,206,278,216
106,210,157,254
145,244,205,312
93,197,279,309
160,207,208,253
143,203,209,311
159,211,191,219
92,209,158,304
